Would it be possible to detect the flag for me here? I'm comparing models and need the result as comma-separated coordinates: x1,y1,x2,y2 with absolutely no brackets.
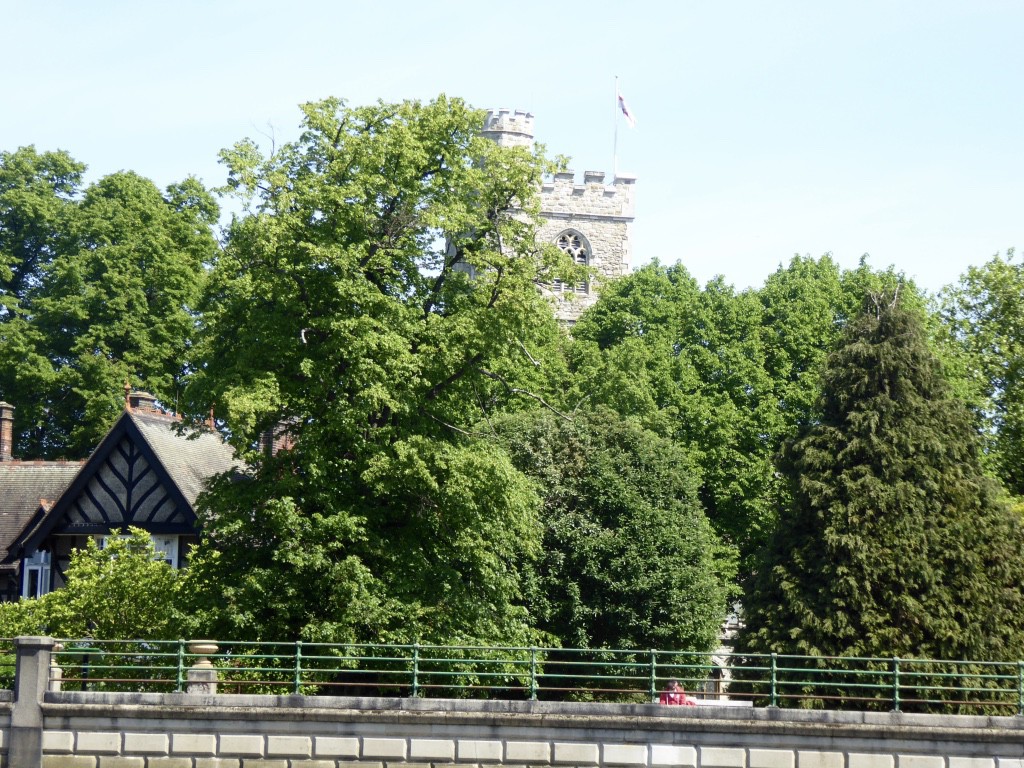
617,92,636,128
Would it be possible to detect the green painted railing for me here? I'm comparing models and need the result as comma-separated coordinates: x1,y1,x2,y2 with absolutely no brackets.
39,639,1024,714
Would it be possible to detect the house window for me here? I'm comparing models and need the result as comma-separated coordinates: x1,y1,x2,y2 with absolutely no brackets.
553,230,590,294
150,535,179,567
98,534,180,568
22,549,52,598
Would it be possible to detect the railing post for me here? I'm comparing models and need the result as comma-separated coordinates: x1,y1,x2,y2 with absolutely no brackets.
175,639,185,693
769,653,778,707
48,641,64,693
294,641,303,694
649,649,657,702
411,643,420,698
529,646,538,701
892,657,901,712
1017,661,1023,716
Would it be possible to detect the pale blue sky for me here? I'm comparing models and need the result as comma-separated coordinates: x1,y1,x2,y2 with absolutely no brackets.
4,0,1021,294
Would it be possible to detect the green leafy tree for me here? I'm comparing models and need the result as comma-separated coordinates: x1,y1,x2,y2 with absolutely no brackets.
499,407,737,652
182,96,566,645
758,255,851,436
938,250,1024,494
572,264,781,563
0,147,85,456
0,146,84,317
738,289,1024,663
0,529,181,640
1,170,218,457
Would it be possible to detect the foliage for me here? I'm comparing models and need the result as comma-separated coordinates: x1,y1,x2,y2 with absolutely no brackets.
0,146,85,316
570,262,793,565
737,288,1024,668
0,529,181,640
498,407,737,652
181,96,567,646
938,249,1024,494
0,156,219,458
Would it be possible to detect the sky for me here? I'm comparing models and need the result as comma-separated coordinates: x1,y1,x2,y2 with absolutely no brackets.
4,0,1022,295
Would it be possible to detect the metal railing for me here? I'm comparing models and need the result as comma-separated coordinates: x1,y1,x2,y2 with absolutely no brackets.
37,639,1024,714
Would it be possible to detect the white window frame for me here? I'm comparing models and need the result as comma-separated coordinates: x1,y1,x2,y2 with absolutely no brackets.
22,549,52,598
98,533,180,568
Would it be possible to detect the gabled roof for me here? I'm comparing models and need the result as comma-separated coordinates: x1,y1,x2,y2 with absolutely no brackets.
0,461,85,565
129,410,238,507
15,408,237,554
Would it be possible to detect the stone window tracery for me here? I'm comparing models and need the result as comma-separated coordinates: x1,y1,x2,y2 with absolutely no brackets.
554,230,590,295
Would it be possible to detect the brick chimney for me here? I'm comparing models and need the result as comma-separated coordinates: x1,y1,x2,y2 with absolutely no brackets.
127,391,160,413
260,418,298,457
0,402,14,461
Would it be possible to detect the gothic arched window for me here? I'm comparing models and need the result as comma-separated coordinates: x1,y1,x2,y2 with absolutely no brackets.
554,230,590,294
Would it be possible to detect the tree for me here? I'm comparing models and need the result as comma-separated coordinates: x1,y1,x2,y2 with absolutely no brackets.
938,250,1024,495
0,170,219,457
0,529,181,640
499,407,737,651
182,96,567,645
738,288,1024,663
0,146,84,319
758,255,850,437
572,264,782,563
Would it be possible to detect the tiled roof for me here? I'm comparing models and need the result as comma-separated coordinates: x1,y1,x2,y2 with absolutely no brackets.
128,410,239,505
3,407,242,559
0,461,84,562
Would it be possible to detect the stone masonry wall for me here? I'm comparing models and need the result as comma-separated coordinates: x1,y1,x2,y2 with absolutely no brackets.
538,172,636,323
25,692,1024,768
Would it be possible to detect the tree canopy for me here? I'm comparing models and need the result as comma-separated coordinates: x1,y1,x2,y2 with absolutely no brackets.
181,96,567,645
939,250,1024,495
737,288,1024,662
499,407,737,652
0,149,219,458
6,95,1024,660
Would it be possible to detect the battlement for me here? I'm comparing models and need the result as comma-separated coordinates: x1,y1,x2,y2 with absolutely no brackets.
482,109,535,148
541,169,637,219
480,108,637,324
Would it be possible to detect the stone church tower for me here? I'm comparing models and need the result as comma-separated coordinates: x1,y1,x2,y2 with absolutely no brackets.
482,109,637,323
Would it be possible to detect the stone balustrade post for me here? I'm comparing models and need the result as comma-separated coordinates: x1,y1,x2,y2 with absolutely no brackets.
187,640,219,694
11,636,54,767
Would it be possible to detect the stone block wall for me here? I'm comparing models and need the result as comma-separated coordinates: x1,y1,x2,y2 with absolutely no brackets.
25,692,1024,768
9,639,1024,768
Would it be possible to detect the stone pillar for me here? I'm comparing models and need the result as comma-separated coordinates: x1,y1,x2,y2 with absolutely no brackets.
11,636,54,767
187,640,219,694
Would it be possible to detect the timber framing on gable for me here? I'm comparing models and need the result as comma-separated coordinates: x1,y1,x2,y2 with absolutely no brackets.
17,412,198,553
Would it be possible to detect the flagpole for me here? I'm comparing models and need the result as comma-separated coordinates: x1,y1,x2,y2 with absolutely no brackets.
613,75,619,178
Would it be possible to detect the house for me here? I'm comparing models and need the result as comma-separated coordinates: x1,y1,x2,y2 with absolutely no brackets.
0,392,237,601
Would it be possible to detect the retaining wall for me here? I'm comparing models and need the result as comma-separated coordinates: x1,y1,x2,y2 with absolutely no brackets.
8,638,1024,768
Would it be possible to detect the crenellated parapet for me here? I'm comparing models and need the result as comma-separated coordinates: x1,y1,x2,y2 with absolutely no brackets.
481,108,535,148
482,108,637,323
541,170,637,221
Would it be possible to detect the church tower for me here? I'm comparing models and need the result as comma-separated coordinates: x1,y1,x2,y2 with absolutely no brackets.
482,109,637,323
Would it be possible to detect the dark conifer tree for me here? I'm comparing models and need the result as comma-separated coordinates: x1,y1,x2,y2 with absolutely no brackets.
738,288,1024,663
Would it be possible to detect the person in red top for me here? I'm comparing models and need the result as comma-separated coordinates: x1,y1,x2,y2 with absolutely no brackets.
659,679,697,706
